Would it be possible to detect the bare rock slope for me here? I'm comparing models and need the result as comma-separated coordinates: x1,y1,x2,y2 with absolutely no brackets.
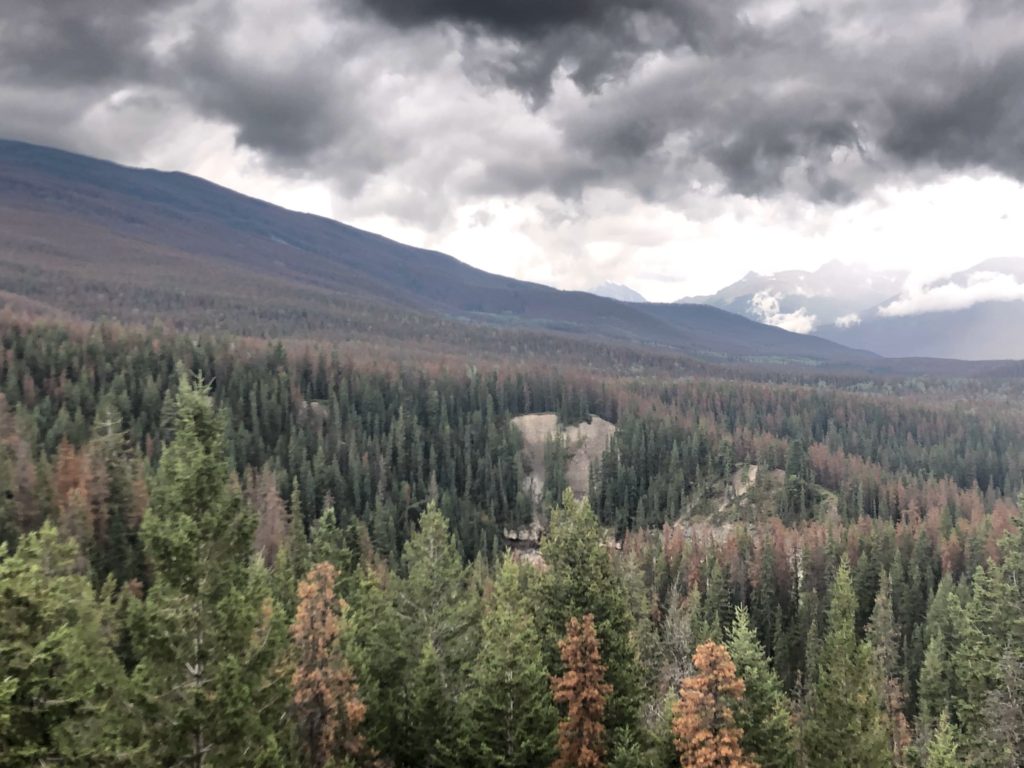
511,413,616,501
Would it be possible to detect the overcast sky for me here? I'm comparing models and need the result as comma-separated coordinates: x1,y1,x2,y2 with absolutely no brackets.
2,0,1023,301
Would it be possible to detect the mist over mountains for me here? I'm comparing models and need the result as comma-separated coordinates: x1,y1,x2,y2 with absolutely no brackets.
676,258,1024,359
817,258,1024,359
677,260,908,333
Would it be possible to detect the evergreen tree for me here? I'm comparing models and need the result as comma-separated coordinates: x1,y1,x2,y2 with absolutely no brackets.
552,613,613,768
727,607,796,768
0,524,138,765
406,640,449,767
346,569,409,763
916,632,948,735
537,490,642,733
949,565,1012,757
130,375,287,767
672,641,754,768
924,711,960,768
454,559,558,767
868,573,910,764
804,560,888,768
273,485,311,615
397,503,479,687
368,503,478,767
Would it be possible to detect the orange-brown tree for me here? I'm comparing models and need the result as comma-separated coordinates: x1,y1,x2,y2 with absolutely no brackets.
291,562,368,768
244,463,287,566
673,641,756,768
551,613,613,768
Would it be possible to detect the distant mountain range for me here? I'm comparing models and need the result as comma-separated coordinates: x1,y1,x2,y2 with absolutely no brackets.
679,258,1024,360
677,261,908,332
0,139,882,370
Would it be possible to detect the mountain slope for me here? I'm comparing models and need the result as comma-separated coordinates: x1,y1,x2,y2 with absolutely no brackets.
0,139,879,365
587,282,648,303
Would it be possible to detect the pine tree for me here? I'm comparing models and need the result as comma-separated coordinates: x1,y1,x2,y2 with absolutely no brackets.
672,641,755,768
804,559,888,768
552,613,613,768
455,559,558,767
727,608,796,768
291,562,368,768
130,375,287,767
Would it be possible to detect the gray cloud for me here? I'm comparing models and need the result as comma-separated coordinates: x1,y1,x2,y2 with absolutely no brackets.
0,0,182,85
0,0,1023,230
168,10,347,163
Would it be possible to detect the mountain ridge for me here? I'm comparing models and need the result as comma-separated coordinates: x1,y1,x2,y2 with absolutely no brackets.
0,138,883,368
2,139,1018,372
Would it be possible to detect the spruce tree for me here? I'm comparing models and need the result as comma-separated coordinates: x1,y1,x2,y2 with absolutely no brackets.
346,568,409,763
727,607,796,768
396,503,479,687
949,565,1012,756
130,375,287,767
537,490,642,733
804,559,888,768
0,524,139,765
454,559,558,768
406,640,449,767
369,503,478,767
916,632,948,735
868,573,910,764
924,711,960,768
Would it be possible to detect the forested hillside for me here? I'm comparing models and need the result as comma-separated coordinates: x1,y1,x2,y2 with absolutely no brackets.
0,315,1022,766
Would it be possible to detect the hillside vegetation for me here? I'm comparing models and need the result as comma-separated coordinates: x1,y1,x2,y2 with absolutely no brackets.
0,316,1022,765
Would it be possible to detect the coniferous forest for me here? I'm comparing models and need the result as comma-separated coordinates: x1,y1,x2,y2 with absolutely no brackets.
1,317,1023,768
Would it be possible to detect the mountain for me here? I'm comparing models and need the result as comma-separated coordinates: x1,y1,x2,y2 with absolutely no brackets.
587,282,647,303
0,139,888,369
679,261,908,333
815,258,1024,360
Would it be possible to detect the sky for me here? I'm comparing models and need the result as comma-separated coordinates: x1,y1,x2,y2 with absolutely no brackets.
2,0,1023,303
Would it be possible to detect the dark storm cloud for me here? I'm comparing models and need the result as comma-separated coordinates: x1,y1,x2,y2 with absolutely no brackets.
346,0,750,103
1,0,1024,220
883,50,1024,180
